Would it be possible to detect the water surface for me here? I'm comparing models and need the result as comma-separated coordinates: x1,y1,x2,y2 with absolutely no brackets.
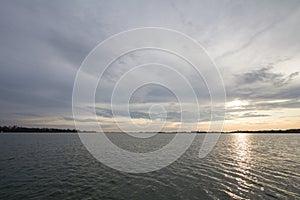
0,133,299,199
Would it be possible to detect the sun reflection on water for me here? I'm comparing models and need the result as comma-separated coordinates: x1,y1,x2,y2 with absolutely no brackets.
236,134,250,167
234,133,253,195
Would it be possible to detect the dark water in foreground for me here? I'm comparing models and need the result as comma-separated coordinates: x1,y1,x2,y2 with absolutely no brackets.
0,133,299,200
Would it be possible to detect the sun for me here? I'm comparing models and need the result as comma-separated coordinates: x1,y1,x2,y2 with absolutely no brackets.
226,99,248,108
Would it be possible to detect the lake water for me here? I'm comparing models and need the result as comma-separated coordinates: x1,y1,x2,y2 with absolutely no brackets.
0,133,299,199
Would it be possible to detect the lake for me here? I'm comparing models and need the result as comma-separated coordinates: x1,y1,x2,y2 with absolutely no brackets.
0,133,299,199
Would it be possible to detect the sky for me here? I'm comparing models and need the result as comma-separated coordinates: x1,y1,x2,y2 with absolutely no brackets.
0,0,300,132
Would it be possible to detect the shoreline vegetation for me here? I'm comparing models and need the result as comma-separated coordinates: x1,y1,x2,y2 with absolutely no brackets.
0,126,300,134
0,126,88,133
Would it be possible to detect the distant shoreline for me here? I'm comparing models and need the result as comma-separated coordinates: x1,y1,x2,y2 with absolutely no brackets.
0,126,93,133
0,126,299,134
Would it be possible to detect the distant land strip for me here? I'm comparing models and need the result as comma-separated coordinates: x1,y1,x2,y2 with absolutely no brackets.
0,126,81,133
0,126,300,133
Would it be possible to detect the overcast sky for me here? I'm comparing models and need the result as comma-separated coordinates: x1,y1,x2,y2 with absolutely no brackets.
0,0,300,131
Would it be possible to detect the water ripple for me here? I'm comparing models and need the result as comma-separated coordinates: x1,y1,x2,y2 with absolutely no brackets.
0,133,299,199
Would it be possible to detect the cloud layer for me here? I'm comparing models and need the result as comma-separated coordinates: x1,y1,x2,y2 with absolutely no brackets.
0,0,300,131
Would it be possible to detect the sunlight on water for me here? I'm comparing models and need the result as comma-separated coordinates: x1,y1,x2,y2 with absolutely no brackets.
236,134,250,170
0,133,299,199
233,134,252,197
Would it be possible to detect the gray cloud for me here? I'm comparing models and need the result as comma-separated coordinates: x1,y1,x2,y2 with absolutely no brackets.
240,112,271,118
230,66,299,99
226,112,271,120
0,0,300,129
63,117,98,123
250,100,300,110
130,112,150,119
236,66,298,86
215,5,300,61
95,108,113,118
225,99,300,118
94,106,216,123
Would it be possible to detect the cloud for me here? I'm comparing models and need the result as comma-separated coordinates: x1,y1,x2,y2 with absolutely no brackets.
63,117,98,123
240,112,271,118
230,66,299,99
95,108,113,118
130,112,150,119
94,105,218,123
225,99,300,118
12,113,42,118
251,99,300,110
236,66,298,86
0,0,300,130
225,112,271,121
215,4,300,61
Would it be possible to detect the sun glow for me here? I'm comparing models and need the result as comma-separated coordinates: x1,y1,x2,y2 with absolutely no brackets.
226,99,249,108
